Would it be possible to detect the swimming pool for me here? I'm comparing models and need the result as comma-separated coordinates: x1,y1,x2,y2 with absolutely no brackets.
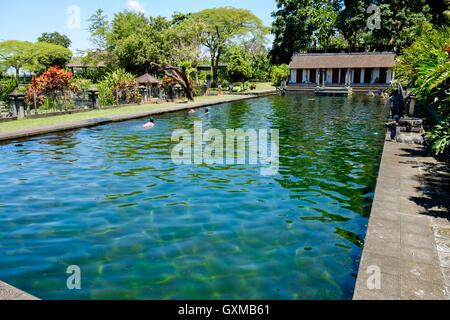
0,94,388,299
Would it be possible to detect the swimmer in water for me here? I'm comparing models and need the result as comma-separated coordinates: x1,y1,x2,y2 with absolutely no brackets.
142,119,155,128
188,109,195,114
205,108,209,115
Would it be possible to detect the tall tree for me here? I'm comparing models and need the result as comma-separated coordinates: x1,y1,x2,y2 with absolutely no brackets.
108,10,150,48
270,0,341,64
366,0,435,52
192,7,265,82
226,45,253,90
37,32,72,48
0,41,72,81
336,0,370,51
87,9,110,50
0,41,37,81
34,42,73,71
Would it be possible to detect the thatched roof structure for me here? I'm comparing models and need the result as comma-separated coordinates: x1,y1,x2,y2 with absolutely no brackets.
136,73,162,85
289,52,396,69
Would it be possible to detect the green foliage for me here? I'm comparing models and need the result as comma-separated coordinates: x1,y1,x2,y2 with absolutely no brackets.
0,77,18,103
88,9,110,49
37,32,72,48
0,40,39,80
88,9,203,75
336,0,370,51
226,46,253,86
193,7,266,79
251,53,272,80
34,42,72,72
394,27,450,155
270,64,290,87
97,69,140,106
71,78,93,92
270,0,448,63
270,0,342,64
429,120,450,155
198,71,212,81
97,81,115,106
0,40,72,80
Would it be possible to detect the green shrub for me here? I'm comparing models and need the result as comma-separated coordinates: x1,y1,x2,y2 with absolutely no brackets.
270,64,290,87
222,79,229,88
0,78,18,103
394,26,450,155
198,71,212,81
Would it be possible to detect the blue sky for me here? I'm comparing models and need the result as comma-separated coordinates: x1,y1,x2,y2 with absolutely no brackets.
0,0,277,52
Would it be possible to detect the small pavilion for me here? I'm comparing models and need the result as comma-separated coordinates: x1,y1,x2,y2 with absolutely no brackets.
136,73,162,101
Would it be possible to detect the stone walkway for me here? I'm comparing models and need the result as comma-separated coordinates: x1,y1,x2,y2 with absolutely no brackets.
0,281,39,300
354,136,450,300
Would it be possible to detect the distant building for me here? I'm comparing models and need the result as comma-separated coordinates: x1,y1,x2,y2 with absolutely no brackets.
288,52,396,86
196,64,228,74
67,50,109,73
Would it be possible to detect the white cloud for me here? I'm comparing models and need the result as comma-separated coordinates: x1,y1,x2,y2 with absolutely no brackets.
126,0,145,13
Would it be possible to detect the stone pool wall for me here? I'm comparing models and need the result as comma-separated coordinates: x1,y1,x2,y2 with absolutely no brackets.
353,134,450,300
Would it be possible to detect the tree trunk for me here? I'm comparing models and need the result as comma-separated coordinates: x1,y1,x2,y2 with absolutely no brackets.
15,68,20,84
150,62,195,102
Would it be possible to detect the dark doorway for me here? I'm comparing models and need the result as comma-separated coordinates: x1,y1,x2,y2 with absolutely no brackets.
319,69,324,85
296,69,303,83
340,68,347,84
354,68,361,84
332,69,339,83
379,68,387,84
364,68,372,84
309,69,316,83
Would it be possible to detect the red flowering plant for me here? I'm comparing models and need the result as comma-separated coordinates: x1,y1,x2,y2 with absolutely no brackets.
26,66,74,110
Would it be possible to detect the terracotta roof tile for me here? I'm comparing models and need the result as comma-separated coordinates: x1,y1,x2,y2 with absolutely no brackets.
289,52,396,69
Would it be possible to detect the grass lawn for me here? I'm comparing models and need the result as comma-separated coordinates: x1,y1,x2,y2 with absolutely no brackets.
0,95,246,133
211,82,275,92
252,82,276,91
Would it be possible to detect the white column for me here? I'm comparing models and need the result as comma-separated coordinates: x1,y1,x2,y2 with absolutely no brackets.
290,69,296,84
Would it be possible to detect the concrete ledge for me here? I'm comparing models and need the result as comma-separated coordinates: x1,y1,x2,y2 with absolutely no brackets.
354,134,449,300
0,94,272,142
0,281,39,300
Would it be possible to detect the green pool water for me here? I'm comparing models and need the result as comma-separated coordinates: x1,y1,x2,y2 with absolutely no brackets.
0,94,388,300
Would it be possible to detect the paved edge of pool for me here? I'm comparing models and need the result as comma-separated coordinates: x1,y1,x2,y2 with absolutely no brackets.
353,133,449,300
0,281,40,300
0,91,276,143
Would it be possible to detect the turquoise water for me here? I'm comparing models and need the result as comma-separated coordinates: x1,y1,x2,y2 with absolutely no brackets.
0,94,388,300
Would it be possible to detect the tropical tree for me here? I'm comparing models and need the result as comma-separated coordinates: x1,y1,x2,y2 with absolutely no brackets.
336,0,370,51
270,0,341,64
0,40,72,81
251,53,272,80
192,7,266,82
0,41,39,81
151,61,196,101
34,42,72,72
394,27,450,154
365,0,434,51
37,32,72,48
227,46,253,90
87,9,110,50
